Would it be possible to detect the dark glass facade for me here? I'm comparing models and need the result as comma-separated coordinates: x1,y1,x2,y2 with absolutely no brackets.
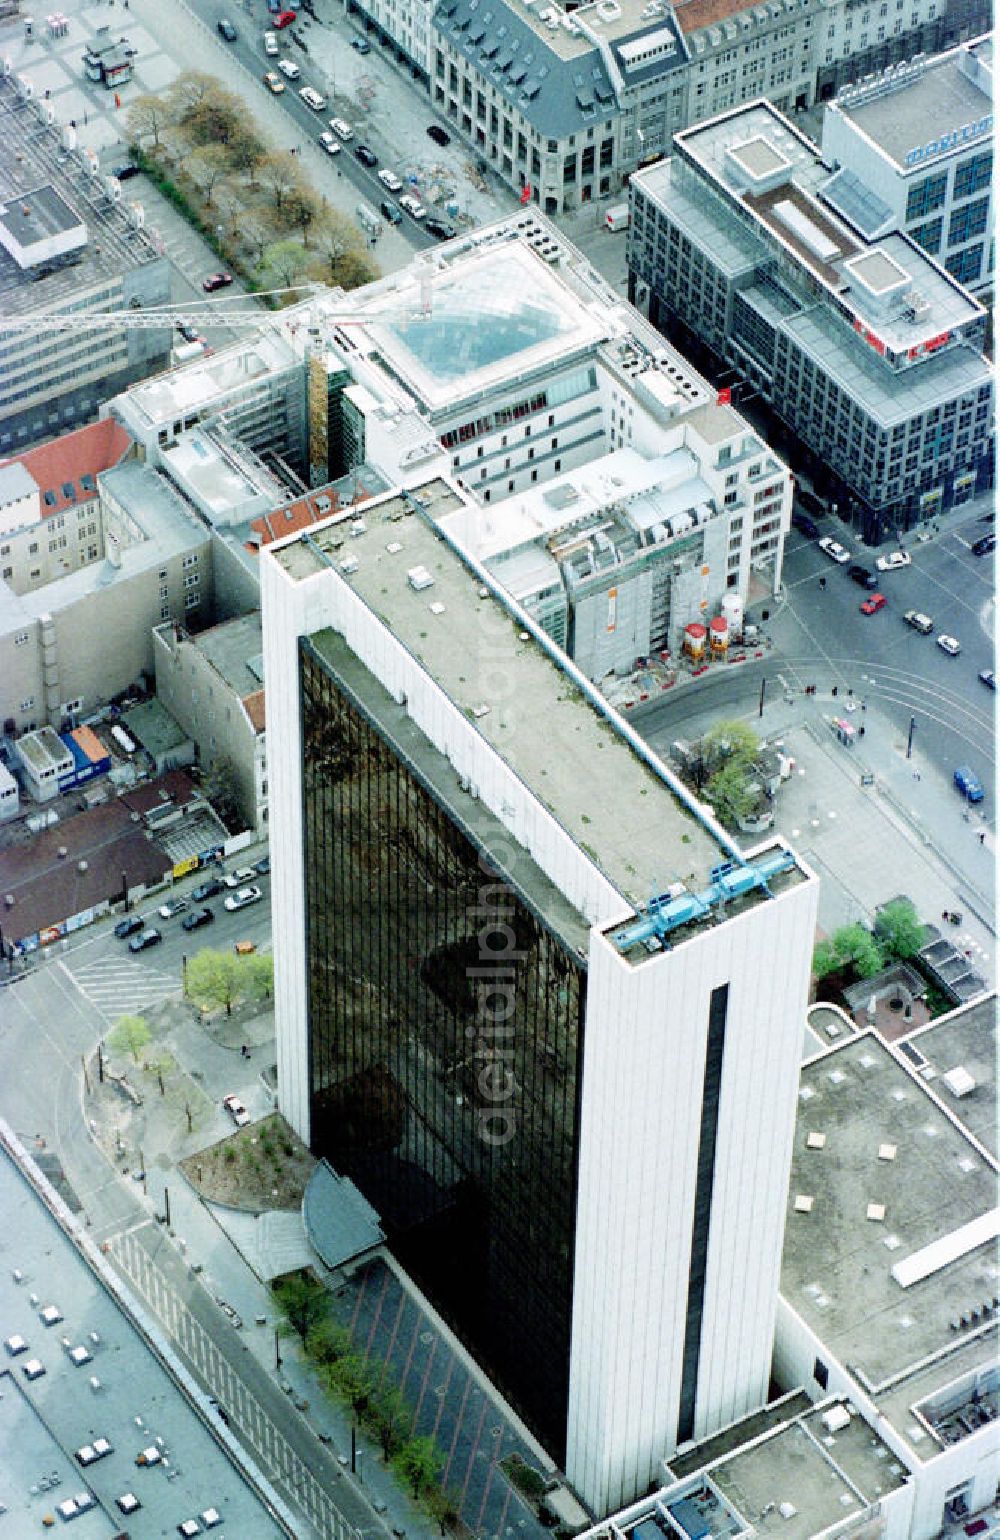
300,639,586,1458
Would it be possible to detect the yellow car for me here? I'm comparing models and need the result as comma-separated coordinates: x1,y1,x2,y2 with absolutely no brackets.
262,71,285,93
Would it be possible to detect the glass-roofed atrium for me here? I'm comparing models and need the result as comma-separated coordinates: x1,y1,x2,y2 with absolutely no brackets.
354,242,604,410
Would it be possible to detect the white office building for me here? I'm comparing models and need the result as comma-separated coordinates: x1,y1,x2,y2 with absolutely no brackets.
262,470,818,1513
821,35,993,293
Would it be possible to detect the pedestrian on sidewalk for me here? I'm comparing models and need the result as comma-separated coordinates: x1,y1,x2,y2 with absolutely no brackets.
979,831,986,845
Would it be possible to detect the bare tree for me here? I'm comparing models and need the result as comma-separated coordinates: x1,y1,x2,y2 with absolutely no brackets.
213,177,247,236
166,70,219,118
127,93,173,150
284,185,320,247
311,211,363,280
187,145,232,206
256,152,303,215
241,211,278,268
335,248,381,290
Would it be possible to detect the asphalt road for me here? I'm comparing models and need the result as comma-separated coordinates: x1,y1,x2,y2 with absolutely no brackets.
773,509,996,807
187,0,440,248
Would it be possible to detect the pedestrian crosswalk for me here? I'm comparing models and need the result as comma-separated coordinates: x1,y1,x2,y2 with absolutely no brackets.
62,956,180,1021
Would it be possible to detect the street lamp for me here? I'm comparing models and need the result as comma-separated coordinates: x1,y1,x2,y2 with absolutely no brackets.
274,1327,282,1371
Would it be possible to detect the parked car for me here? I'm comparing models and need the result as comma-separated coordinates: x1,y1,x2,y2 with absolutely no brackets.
114,915,144,940
234,939,257,955
277,56,301,78
818,536,850,564
158,896,189,921
425,217,456,240
378,168,403,192
181,906,215,932
904,609,933,634
112,162,140,182
128,928,163,953
263,30,279,54
330,117,354,141
217,18,238,40
222,1093,251,1128
379,199,401,224
937,633,961,655
427,124,451,146
224,885,263,912
192,876,223,901
792,512,819,538
860,592,886,614
875,550,911,572
262,70,285,92
319,130,341,155
848,564,877,589
351,34,371,50
254,854,271,876
354,144,378,167
216,1297,243,1328
202,272,233,292
979,668,996,690
953,766,984,803
399,193,426,220
972,533,996,556
224,867,256,888
273,9,297,27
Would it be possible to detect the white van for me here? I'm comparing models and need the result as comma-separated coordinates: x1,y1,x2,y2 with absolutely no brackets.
605,203,629,232
263,30,278,55
277,57,301,79
299,86,327,110
330,117,354,141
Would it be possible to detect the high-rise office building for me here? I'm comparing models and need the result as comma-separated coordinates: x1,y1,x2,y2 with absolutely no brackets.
262,473,819,1512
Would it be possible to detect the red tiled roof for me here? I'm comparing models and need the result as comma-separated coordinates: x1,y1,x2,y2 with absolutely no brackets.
251,490,343,547
674,0,756,33
1,419,132,518
243,690,266,734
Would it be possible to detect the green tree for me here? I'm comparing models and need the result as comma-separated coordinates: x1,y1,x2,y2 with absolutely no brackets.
704,718,760,767
704,759,758,830
260,238,313,292
108,1013,151,1064
306,1316,352,1366
327,1350,373,1414
813,922,884,982
274,1271,329,1340
426,1487,459,1537
875,898,924,961
373,1385,413,1460
202,755,243,830
186,949,243,1017
245,952,274,1003
393,1434,444,1498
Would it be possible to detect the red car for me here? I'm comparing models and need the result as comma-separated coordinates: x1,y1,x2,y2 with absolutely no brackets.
860,592,886,615
274,9,297,26
202,272,233,293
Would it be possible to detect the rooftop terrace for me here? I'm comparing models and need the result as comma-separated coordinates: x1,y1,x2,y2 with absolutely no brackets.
273,477,728,913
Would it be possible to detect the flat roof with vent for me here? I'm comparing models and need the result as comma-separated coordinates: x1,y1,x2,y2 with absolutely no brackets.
844,247,912,297
727,134,790,182
273,475,733,915
783,1028,998,1400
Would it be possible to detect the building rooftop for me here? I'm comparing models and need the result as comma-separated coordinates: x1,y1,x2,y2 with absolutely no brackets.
273,476,729,915
904,995,998,1158
1,419,133,523
588,1394,906,1540
0,1124,290,1537
0,75,162,314
673,0,817,37
783,1030,998,1396
667,102,985,349
0,460,207,636
120,698,191,760
113,327,299,432
1,799,168,947
830,42,993,174
188,613,266,700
